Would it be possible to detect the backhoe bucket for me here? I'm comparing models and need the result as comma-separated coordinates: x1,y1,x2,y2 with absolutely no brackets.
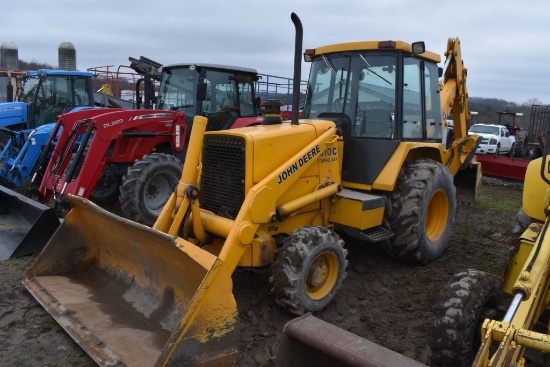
23,195,239,367
0,185,60,260
276,314,427,367
454,160,482,203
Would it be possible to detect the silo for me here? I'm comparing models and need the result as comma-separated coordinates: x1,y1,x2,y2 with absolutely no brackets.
1,41,19,69
0,42,18,102
58,41,76,70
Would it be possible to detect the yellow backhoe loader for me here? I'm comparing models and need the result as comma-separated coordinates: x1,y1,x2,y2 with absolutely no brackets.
23,13,480,366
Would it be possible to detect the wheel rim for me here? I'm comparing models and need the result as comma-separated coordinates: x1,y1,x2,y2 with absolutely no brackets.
425,189,449,243
144,172,177,214
306,251,339,300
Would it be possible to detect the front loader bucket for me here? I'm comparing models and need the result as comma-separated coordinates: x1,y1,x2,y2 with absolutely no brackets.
276,314,427,367
0,185,60,260
23,195,238,367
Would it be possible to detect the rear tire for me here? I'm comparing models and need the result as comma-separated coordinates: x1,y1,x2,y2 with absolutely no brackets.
430,270,501,367
270,226,348,315
119,153,182,225
513,131,527,157
381,159,456,265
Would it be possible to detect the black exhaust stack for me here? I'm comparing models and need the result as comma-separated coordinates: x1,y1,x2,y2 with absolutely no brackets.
291,13,303,126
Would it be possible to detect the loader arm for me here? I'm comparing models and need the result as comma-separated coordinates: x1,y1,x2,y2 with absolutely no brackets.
28,113,68,194
0,127,53,187
40,109,185,204
37,108,125,202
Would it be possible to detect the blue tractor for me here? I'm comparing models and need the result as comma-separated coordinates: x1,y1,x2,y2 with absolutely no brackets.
0,69,95,188
0,69,95,260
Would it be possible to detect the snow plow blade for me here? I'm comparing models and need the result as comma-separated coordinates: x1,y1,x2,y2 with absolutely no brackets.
0,185,60,260
276,314,427,367
23,195,238,367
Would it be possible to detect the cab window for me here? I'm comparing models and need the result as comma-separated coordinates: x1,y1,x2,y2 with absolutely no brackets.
402,58,442,140
403,58,422,139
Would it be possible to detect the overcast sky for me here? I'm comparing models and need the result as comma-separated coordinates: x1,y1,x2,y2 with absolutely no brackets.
3,0,548,105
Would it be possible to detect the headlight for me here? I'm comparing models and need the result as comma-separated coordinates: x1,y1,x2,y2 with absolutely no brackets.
490,138,497,144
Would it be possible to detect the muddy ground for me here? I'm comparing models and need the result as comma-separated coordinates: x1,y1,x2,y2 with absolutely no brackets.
0,177,522,367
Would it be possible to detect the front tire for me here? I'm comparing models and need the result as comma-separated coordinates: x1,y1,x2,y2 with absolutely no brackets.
119,153,182,225
90,172,120,206
430,270,501,367
381,159,456,265
270,226,348,315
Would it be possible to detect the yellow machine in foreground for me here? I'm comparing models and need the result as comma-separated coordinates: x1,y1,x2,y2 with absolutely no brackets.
431,152,550,366
24,13,480,366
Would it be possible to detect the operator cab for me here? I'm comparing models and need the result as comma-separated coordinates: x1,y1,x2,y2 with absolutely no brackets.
24,70,94,129
156,64,260,131
302,40,443,184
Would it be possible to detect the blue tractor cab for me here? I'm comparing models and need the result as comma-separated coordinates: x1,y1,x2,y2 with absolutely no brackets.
0,69,95,187
0,69,95,132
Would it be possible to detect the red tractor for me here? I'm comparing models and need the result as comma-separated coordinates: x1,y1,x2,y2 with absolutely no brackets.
36,109,185,222
35,63,263,224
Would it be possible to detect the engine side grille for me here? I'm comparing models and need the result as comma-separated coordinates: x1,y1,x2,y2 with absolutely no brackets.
200,135,246,219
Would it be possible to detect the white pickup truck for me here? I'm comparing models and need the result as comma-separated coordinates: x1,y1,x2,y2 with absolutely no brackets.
468,123,515,156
